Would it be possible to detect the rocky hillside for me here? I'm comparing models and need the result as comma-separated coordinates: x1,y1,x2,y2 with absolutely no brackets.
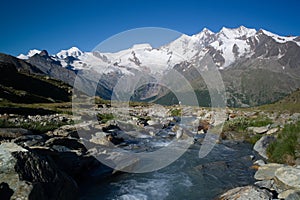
0,53,72,104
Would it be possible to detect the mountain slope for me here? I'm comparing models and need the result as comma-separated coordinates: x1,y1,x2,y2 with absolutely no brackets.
0,53,71,103
17,26,300,107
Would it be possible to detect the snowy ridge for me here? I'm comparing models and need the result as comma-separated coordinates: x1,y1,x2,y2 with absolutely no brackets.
260,29,300,46
18,26,300,74
17,49,41,59
56,47,83,59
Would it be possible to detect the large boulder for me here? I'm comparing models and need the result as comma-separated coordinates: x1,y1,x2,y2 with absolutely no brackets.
254,163,284,180
278,189,300,199
0,142,78,200
275,166,300,189
218,185,273,200
253,135,275,159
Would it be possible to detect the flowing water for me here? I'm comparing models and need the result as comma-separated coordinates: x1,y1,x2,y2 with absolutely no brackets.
80,140,257,200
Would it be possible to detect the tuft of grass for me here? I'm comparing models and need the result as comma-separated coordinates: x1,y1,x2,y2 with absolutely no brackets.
170,108,182,117
267,121,300,165
97,113,114,123
222,116,272,133
0,118,72,134
245,134,263,145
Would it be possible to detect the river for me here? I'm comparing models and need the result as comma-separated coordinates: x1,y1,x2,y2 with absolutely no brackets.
80,140,257,200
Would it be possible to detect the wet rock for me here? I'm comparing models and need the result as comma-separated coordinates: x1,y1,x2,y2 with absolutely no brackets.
218,185,273,200
253,135,275,159
176,128,183,139
254,159,266,166
254,163,284,180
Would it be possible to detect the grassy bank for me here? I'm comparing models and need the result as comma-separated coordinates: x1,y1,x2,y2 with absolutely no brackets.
267,121,300,165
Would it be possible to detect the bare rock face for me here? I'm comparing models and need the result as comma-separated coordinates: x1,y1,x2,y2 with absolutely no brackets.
217,185,273,200
0,142,78,200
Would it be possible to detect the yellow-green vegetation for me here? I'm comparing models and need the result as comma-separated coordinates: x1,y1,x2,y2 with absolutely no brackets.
170,108,182,117
0,101,72,115
94,96,110,105
97,113,114,123
245,134,263,145
222,116,272,133
0,118,72,134
267,121,300,165
258,88,300,113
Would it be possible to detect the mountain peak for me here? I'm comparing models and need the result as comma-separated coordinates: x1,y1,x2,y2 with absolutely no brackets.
56,47,83,59
192,28,215,39
201,27,214,34
219,26,256,39
131,43,152,50
17,49,41,59
39,50,49,57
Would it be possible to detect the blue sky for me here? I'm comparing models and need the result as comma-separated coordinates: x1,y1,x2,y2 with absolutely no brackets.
1,0,300,56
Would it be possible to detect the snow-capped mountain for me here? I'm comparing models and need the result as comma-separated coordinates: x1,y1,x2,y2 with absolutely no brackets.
17,26,300,107
18,25,300,74
18,49,42,59
56,47,83,59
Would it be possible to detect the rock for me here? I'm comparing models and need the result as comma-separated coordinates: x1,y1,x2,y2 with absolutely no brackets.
13,151,78,200
147,120,157,126
90,132,110,146
254,163,284,180
275,166,300,189
102,124,121,133
278,190,300,199
13,134,45,147
254,159,266,166
218,185,273,200
0,182,14,200
45,137,86,152
247,126,269,134
197,120,210,133
51,124,79,138
0,128,32,140
0,142,78,200
286,191,300,200
266,127,279,135
253,135,275,159
255,180,274,190
176,128,183,139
